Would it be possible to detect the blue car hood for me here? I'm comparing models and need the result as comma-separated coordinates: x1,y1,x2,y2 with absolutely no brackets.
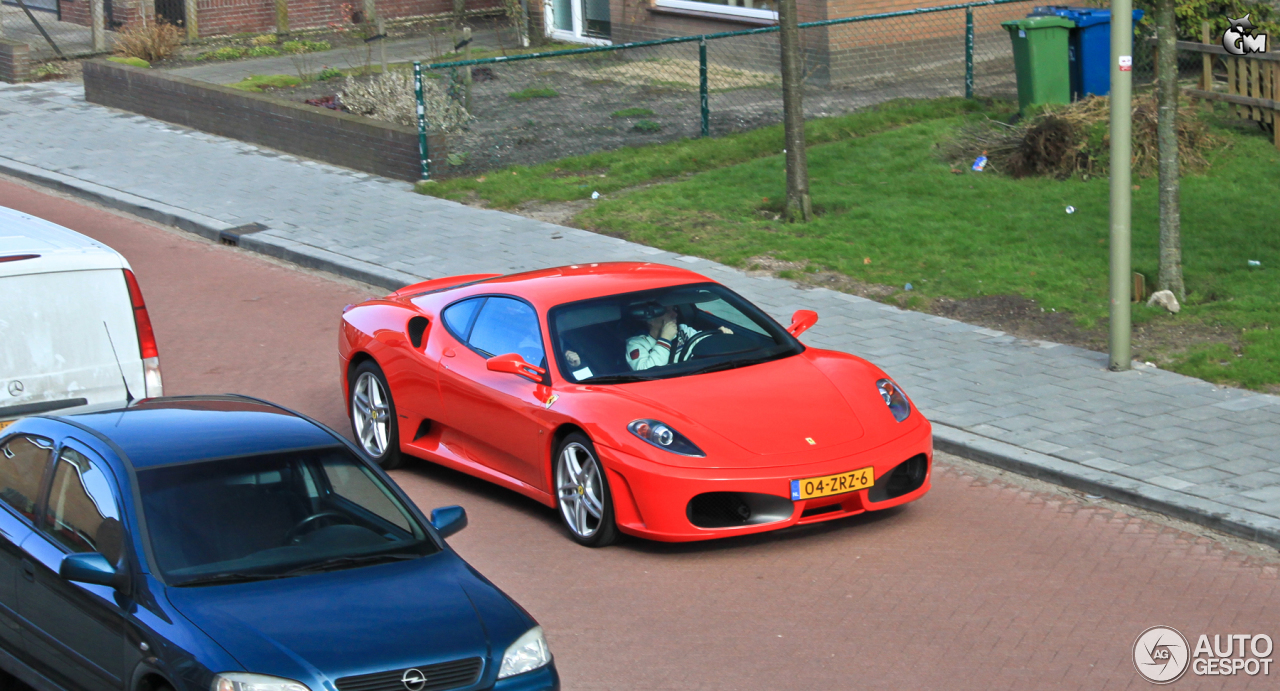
164,553,505,683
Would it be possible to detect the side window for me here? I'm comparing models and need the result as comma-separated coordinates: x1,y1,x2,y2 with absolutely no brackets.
0,436,52,521
319,455,414,534
442,298,485,340
467,298,546,365
43,448,122,557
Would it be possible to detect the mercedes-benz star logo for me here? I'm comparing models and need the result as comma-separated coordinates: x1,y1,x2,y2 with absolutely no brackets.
7,381,23,397
401,668,427,691
1133,625,1190,684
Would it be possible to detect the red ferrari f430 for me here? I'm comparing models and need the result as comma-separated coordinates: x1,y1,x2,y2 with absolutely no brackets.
339,262,931,546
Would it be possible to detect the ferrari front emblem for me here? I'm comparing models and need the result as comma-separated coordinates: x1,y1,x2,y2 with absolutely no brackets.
806,437,816,445
577,485,584,495
544,394,559,409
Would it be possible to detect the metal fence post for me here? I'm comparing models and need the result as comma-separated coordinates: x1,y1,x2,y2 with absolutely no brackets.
965,7,974,99
414,62,431,181
699,36,709,138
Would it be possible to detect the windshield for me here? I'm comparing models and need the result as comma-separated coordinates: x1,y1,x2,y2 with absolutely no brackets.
548,282,802,383
137,446,437,586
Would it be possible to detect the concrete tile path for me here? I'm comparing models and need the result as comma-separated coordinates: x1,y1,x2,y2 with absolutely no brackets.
2,80,1278,546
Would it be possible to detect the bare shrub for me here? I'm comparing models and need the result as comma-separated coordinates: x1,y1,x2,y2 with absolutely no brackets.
114,20,184,62
340,70,470,133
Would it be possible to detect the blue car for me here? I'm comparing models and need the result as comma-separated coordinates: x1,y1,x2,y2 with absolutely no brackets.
0,396,558,691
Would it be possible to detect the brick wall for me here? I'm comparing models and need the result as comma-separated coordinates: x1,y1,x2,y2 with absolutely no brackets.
83,59,446,180
0,39,31,83
58,0,148,29
193,0,501,38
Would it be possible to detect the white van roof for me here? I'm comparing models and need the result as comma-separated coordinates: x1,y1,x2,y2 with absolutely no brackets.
0,206,130,278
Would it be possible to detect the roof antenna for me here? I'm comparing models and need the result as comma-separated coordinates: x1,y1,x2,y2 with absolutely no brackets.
103,321,135,404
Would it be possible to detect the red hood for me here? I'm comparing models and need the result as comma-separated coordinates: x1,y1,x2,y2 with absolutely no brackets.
617,354,866,456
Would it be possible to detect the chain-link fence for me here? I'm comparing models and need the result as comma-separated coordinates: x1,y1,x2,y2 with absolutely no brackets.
413,0,1167,178
2,0,108,62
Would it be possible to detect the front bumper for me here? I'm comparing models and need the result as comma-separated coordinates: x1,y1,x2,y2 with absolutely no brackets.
596,419,933,542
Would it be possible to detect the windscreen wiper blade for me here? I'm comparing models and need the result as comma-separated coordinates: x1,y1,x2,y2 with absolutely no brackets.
174,572,284,587
280,552,421,576
681,355,774,377
580,374,658,384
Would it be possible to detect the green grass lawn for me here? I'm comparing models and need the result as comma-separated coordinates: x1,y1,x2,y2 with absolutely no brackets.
228,74,303,91
418,99,1280,390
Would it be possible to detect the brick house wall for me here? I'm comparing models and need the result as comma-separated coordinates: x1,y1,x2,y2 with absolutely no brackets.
58,0,148,30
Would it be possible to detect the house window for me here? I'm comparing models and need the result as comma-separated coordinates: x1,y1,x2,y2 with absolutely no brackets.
653,0,779,21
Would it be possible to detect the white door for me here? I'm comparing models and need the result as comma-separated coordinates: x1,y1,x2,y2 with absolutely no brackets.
545,0,612,45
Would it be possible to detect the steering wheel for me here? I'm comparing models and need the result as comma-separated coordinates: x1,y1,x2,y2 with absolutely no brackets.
284,511,353,544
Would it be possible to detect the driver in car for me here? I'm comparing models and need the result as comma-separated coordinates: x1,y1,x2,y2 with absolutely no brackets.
626,303,731,371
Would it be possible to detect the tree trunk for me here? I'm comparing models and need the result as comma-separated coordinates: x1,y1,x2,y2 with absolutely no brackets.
1156,0,1184,299
777,0,812,222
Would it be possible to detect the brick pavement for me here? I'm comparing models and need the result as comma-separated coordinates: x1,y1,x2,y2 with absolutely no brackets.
1,80,1279,548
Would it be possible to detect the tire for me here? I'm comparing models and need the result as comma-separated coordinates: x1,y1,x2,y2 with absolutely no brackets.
554,433,619,547
349,360,404,470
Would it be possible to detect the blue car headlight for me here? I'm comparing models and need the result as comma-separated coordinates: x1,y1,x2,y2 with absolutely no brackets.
498,626,552,679
211,673,310,691
876,379,911,422
627,419,705,457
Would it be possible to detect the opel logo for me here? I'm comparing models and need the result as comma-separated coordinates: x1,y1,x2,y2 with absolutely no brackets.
401,668,427,691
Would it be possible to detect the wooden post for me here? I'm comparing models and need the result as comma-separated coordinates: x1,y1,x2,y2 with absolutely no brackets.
1249,59,1260,121
1201,21,1211,92
1226,57,1236,117
185,0,198,39
377,16,388,73
276,0,289,37
90,0,105,52
462,26,472,111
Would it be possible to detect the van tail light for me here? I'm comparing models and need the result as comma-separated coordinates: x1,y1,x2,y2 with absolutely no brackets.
123,269,163,397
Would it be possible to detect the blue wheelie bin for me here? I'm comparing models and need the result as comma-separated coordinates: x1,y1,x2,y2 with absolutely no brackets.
1030,6,1145,100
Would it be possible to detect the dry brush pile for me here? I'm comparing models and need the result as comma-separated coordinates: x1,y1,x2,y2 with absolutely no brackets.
942,95,1222,180
340,71,471,133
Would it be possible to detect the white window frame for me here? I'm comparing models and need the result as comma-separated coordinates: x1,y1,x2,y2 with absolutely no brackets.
652,0,779,21
544,0,614,46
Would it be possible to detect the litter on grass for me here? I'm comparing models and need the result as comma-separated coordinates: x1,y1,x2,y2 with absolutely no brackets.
1066,205,1076,214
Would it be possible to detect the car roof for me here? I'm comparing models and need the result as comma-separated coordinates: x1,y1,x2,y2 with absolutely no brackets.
60,396,341,469
0,206,129,278
413,262,713,310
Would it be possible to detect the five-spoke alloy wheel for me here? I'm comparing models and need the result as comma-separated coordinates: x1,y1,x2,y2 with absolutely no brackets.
350,361,403,470
555,433,618,547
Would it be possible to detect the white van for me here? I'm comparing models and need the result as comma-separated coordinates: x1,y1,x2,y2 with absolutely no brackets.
0,206,162,429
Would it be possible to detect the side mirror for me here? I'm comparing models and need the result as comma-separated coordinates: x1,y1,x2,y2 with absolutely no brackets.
60,553,117,587
486,353,547,383
787,310,818,338
430,505,468,539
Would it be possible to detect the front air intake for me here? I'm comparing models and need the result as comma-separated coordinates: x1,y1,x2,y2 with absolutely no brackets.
687,492,793,529
867,454,929,503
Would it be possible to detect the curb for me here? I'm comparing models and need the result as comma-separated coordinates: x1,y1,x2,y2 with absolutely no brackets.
5,155,1279,550
933,423,1280,550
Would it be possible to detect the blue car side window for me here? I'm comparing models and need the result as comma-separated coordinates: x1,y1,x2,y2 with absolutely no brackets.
442,297,485,340
43,447,121,557
0,435,52,522
467,298,545,365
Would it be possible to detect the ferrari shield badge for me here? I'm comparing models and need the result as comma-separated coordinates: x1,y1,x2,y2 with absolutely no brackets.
543,393,559,409
806,437,816,445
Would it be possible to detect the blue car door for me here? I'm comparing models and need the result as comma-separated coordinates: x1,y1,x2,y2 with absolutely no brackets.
0,434,52,659
18,440,128,691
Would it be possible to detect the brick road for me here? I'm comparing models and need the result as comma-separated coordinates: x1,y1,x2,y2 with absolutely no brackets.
4,172,1278,691
1,81,1277,547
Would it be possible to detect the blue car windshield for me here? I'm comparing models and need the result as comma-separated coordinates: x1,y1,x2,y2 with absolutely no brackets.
136,446,437,586
548,282,802,384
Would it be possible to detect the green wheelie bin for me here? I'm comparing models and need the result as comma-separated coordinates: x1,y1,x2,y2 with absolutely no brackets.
1001,16,1074,112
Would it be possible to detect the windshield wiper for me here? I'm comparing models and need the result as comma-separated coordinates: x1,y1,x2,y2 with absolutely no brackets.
174,572,284,587
681,354,777,377
279,552,422,576
580,374,658,385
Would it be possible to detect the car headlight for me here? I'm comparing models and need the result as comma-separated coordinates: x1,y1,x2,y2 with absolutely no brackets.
876,379,911,422
211,674,310,691
498,626,552,679
627,419,705,457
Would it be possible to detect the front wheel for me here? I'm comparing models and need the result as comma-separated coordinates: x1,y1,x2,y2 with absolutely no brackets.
555,433,619,547
350,361,403,470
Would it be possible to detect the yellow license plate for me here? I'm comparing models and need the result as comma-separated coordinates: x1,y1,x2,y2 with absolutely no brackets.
791,467,874,501
0,420,13,432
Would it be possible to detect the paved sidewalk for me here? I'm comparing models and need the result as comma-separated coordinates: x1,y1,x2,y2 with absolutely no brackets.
3,81,1279,546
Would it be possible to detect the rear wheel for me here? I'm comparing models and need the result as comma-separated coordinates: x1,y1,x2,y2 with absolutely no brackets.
350,361,403,470
555,433,619,547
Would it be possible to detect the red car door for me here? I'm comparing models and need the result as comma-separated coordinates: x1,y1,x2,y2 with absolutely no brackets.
436,297,553,493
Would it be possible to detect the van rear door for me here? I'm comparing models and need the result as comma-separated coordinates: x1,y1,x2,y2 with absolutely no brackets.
0,269,142,419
